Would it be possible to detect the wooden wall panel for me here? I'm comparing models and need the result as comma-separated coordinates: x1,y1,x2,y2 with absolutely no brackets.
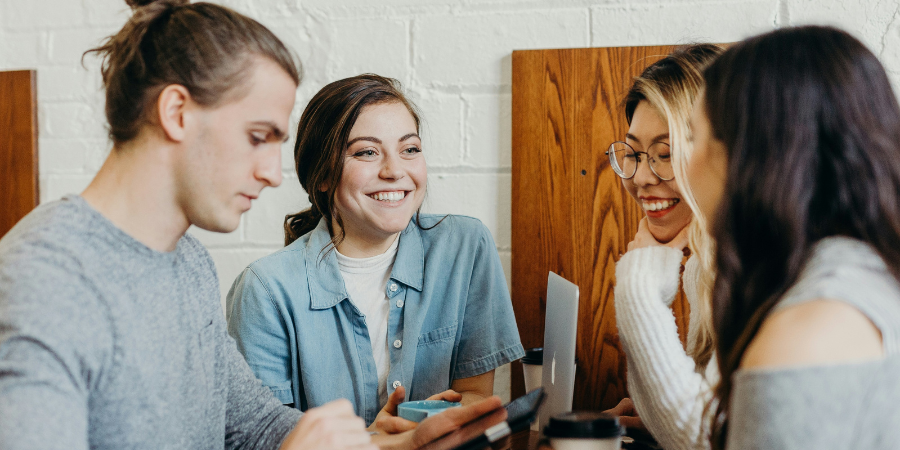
511,46,690,411
0,70,39,238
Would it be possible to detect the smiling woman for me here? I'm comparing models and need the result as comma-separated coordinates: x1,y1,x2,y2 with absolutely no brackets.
606,44,725,450
332,101,427,257
224,74,525,434
617,102,692,239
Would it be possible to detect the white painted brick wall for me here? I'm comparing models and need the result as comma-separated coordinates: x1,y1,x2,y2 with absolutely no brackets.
590,0,778,46
414,10,589,87
465,93,512,168
3,0,898,403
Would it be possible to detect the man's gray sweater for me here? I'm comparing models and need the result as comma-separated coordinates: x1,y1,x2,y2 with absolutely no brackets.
0,195,302,449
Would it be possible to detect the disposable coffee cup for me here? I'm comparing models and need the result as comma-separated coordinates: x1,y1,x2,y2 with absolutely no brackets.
522,347,544,392
543,412,624,450
522,348,580,431
521,348,544,430
521,348,580,392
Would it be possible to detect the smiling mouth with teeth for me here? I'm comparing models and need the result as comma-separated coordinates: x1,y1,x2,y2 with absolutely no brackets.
642,198,680,212
368,191,408,203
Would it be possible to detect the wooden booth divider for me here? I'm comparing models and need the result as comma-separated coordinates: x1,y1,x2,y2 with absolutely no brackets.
1,70,39,239
510,46,691,411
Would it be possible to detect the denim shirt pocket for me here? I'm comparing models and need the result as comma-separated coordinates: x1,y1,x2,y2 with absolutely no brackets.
264,380,294,405
417,323,458,346
413,322,458,398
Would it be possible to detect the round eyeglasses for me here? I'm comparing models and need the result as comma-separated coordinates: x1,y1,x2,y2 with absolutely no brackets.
605,141,674,181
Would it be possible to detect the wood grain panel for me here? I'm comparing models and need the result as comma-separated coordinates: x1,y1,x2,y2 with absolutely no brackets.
510,50,547,399
0,70,39,238
511,46,690,411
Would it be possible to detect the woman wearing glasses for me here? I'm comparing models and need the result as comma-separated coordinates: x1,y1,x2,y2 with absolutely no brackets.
605,44,723,450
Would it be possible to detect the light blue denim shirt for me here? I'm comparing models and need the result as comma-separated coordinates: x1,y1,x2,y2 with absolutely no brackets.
225,214,524,425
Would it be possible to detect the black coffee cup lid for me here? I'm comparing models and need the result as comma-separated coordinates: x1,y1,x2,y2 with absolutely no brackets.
543,412,625,439
522,347,543,365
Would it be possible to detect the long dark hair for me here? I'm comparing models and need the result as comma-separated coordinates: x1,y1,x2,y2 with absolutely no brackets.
703,25,900,448
284,74,422,247
85,0,300,146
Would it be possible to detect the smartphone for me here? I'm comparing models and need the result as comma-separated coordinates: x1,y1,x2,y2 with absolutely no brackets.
502,387,546,433
420,388,546,450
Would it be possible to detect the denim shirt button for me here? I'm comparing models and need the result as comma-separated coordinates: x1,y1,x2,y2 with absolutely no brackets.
389,283,398,292
392,380,402,389
393,339,402,349
396,299,404,308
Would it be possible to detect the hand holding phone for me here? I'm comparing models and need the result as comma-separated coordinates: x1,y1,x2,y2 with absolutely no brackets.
420,388,546,450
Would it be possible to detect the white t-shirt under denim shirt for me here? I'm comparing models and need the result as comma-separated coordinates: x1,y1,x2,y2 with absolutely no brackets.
226,215,525,426
336,236,400,408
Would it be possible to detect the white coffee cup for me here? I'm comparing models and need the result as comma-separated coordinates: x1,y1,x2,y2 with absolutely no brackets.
522,348,544,392
522,348,580,431
521,348,544,431
522,348,579,392
544,412,624,450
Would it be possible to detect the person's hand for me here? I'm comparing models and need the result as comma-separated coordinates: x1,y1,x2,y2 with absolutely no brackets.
279,398,376,450
412,395,505,450
369,387,464,435
627,217,690,257
602,397,644,431
373,395,506,450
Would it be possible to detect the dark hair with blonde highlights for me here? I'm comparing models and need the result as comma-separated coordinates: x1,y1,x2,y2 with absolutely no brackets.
623,43,723,370
284,74,422,248
85,0,301,145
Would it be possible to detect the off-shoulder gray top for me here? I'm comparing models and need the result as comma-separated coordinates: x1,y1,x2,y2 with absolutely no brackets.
727,237,900,449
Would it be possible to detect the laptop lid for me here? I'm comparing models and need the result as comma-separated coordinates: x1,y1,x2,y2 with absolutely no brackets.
540,271,579,430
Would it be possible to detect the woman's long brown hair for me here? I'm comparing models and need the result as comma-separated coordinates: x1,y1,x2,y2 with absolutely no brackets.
703,26,900,448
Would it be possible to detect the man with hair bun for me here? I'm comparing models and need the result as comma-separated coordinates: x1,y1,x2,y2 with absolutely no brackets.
0,1,503,449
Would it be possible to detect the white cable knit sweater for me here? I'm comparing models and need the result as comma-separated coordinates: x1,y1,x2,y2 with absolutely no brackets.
615,246,719,450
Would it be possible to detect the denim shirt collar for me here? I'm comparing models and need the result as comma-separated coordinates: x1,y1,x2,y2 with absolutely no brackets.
305,218,424,310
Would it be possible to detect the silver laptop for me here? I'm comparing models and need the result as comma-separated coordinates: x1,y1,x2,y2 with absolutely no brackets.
539,271,579,430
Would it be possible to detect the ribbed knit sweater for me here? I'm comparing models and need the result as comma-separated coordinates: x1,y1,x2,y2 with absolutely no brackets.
615,247,717,450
